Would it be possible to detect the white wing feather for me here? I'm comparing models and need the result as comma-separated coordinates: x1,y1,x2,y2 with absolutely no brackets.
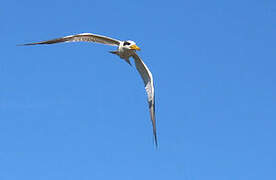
132,52,157,147
21,33,121,46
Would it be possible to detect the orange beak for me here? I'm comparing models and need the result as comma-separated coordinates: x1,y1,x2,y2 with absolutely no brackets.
130,44,141,51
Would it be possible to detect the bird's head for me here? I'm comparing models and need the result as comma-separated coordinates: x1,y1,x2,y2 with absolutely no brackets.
123,40,140,51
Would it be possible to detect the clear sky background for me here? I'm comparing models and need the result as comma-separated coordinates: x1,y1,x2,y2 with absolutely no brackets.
1,0,275,179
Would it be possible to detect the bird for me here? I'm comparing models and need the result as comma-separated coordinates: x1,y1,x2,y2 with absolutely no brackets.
20,33,158,147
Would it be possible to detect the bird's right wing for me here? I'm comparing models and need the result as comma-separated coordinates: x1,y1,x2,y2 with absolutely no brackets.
20,33,121,46
132,52,157,147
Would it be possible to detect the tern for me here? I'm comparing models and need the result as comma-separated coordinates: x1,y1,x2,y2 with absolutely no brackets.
20,33,158,147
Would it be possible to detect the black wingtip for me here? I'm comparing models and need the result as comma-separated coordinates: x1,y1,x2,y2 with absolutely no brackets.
154,135,158,149
17,43,39,46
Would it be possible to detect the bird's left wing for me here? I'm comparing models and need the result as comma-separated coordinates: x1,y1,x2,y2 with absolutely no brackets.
132,52,157,147
20,33,121,46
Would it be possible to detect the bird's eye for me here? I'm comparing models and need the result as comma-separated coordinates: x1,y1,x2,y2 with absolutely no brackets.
123,41,131,46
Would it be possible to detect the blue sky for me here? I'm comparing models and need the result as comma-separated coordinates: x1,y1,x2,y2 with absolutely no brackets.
1,0,276,179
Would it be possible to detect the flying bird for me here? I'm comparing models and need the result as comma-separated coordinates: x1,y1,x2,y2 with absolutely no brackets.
20,33,158,147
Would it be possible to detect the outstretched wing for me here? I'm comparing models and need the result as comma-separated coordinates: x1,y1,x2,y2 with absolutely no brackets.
132,52,157,147
20,33,121,46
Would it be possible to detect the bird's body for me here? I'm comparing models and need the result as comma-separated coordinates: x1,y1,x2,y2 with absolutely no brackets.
110,40,138,65
20,33,158,147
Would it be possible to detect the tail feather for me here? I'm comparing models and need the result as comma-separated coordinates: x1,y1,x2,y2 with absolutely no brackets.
124,58,132,66
109,51,132,66
109,51,118,55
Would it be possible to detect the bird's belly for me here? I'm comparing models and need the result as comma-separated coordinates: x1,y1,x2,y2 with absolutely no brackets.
118,50,134,59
